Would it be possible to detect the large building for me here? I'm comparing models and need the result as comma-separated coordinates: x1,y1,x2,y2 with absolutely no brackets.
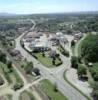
30,41,49,52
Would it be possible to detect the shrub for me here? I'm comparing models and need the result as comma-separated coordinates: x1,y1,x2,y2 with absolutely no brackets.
33,68,40,76
13,83,23,91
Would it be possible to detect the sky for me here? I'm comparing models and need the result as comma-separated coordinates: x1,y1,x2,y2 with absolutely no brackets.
0,0,98,14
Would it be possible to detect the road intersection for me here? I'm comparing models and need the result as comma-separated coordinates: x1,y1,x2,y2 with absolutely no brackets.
0,20,89,100
14,20,88,100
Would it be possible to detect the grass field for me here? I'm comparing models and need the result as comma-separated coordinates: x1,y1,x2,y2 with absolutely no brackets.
40,80,68,100
34,53,62,68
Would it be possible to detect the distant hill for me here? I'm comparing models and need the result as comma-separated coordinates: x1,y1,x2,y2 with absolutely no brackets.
0,13,16,17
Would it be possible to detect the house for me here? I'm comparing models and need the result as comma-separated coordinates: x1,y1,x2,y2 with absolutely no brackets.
56,32,63,37
8,49,23,61
59,36,68,44
23,38,35,43
9,49,21,56
30,41,49,52
74,32,83,40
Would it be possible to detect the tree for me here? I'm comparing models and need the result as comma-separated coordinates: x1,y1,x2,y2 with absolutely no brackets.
94,74,98,81
52,57,56,65
0,51,7,63
7,61,12,69
71,40,75,47
81,34,98,62
78,56,82,63
33,68,40,76
90,82,98,100
77,65,87,79
42,52,45,57
0,76,4,86
55,54,60,58
25,62,33,74
71,56,78,68
54,83,58,92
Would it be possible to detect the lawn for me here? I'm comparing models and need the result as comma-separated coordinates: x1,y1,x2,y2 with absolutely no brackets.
34,53,62,68
40,80,68,100
20,91,35,100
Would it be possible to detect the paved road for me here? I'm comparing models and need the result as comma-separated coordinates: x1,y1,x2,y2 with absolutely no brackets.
0,20,43,100
74,34,87,57
15,23,87,100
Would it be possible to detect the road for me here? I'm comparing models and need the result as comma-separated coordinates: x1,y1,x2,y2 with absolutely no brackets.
0,20,43,100
74,34,87,57
15,22,88,100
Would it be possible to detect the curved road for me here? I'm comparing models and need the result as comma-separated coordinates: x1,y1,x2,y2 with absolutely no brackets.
15,20,87,100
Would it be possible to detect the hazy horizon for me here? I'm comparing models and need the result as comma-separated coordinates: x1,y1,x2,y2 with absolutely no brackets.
0,0,98,14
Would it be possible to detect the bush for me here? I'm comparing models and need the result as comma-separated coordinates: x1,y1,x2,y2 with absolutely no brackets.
55,61,62,66
13,83,23,91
